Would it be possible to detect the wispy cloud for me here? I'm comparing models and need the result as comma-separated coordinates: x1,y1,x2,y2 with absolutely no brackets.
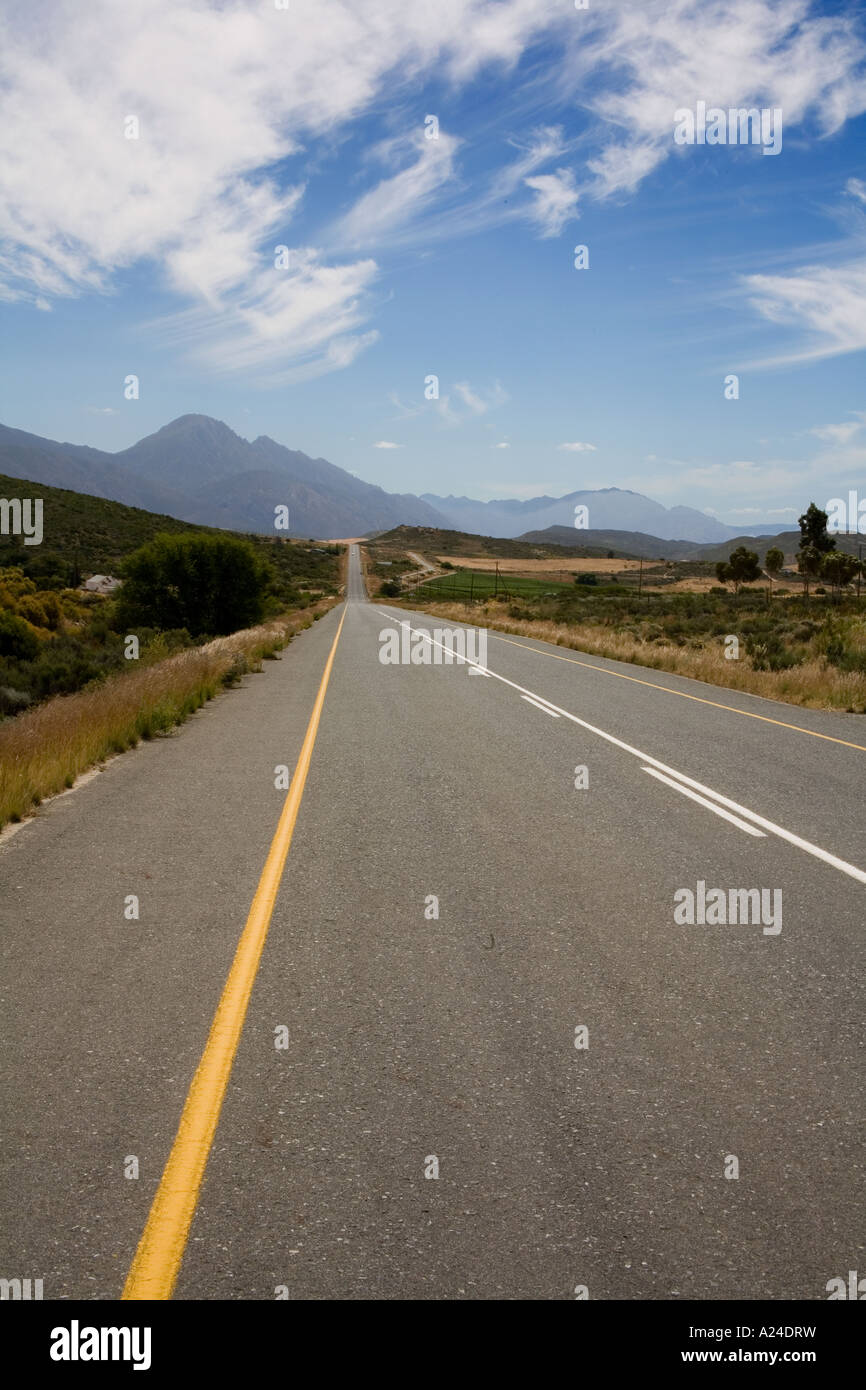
558,441,596,452
575,0,866,201
149,248,380,378
810,416,865,445
373,439,401,448
438,380,508,426
743,259,866,366
333,130,460,249
1,0,864,379
524,169,579,237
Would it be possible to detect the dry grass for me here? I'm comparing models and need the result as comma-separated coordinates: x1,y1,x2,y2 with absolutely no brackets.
390,598,866,713
0,599,338,829
439,555,645,574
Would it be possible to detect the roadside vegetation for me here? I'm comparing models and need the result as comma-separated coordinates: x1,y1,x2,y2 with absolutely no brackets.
0,476,341,716
0,477,344,826
0,599,337,829
391,504,866,713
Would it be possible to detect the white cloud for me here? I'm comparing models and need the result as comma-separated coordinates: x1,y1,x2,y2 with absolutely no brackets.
453,382,488,415
1,0,864,377
558,441,597,452
743,260,866,365
493,441,510,448
524,169,579,237
335,130,460,248
847,178,866,205
373,440,401,448
810,417,865,445
436,380,508,425
575,0,866,202
0,0,565,370
149,248,380,378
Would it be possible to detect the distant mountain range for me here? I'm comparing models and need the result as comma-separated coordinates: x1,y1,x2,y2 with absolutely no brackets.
422,489,787,543
0,414,791,543
515,526,818,563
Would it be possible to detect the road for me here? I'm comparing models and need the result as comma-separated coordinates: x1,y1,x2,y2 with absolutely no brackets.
0,543,863,1300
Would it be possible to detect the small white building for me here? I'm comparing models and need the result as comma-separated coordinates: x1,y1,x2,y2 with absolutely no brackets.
82,574,122,594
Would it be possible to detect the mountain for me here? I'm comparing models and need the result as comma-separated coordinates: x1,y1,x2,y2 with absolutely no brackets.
518,525,863,565
423,487,788,544
516,527,699,559
0,415,448,538
0,422,210,522
0,416,797,544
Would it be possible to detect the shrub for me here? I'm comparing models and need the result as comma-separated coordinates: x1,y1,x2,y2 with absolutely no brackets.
0,610,40,661
115,532,273,637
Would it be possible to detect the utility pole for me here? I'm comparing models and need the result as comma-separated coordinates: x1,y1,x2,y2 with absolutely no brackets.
637,556,643,598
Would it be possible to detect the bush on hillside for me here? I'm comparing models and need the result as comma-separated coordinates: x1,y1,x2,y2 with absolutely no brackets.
115,532,273,637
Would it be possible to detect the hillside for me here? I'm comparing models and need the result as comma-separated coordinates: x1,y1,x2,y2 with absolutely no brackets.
0,472,341,596
371,524,641,560
516,527,693,559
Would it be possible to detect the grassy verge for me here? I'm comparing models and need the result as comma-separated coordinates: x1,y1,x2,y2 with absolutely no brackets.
388,596,866,713
0,597,338,829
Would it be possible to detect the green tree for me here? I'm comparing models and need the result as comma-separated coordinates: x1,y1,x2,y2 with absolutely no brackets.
796,544,823,597
798,502,835,554
716,546,761,593
116,532,273,637
764,546,784,604
820,550,859,596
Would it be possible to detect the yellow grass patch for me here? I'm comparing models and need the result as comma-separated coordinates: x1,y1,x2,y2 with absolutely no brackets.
0,599,338,829
438,555,645,574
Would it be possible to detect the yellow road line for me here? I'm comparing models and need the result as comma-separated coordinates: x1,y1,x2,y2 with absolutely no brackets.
487,631,866,754
122,605,347,1300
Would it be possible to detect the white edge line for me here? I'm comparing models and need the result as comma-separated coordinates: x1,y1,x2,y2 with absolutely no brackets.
521,694,560,717
386,613,866,886
641,767,765,838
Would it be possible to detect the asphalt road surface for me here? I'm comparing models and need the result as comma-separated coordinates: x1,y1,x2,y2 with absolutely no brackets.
1,544,863,1300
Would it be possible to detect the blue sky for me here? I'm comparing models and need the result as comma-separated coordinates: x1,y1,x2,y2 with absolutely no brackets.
0,0,864,527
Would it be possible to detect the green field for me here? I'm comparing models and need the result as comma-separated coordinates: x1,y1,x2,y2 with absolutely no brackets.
414,570,577,600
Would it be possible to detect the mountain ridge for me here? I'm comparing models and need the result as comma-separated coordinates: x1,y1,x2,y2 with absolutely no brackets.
0,414,792,543
421,487,788,543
